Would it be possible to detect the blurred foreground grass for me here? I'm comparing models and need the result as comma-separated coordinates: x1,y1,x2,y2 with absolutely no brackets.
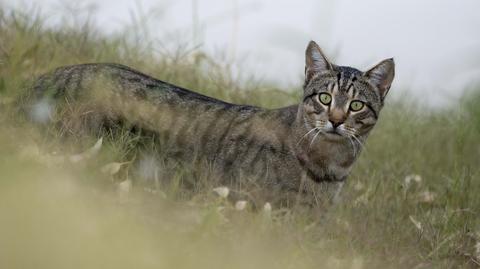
1,5,480,269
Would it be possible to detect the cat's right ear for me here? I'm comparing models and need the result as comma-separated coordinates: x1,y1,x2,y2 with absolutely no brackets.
364,58,395,100
305,41,333,83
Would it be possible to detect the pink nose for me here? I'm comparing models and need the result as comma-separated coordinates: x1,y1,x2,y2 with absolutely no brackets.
329,108,346,128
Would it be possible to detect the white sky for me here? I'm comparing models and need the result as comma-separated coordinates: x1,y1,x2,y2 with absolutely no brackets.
6,0,480,106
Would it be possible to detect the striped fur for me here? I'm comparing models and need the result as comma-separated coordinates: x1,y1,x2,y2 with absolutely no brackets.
27,40,394,205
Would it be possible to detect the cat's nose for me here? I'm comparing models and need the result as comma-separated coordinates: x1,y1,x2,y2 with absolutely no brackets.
329,119,344,129
329,108,346,129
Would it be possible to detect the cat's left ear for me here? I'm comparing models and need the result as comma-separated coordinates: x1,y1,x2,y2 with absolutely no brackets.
305,41,333,83
364,58,395,100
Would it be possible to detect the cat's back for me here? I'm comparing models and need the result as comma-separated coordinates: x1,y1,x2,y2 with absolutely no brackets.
27,63,269,142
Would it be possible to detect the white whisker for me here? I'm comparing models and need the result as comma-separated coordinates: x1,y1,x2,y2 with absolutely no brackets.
352,134,364,149
309,129,323,148
296,127,319,146
347,136,357,157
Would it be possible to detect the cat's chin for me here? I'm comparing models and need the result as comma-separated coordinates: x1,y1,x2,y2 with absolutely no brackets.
322,131,345,141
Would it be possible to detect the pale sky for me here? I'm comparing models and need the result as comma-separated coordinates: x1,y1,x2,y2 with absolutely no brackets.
6,0,480,106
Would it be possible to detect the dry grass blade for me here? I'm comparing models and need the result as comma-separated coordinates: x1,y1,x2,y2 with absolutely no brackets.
101,161,131,175
69,137,103,163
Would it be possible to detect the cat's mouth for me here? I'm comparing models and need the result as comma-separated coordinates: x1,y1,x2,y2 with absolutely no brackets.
326,129,341,135
323,129,344,139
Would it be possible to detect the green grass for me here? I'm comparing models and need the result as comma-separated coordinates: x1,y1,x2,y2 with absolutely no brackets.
1,5,480,269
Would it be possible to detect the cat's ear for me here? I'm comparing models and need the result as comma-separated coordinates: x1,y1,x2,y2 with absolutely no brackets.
305,41,333,83
364,58,395,100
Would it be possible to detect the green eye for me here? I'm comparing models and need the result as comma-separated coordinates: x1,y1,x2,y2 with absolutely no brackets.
349,100,364,111
318,93,332,105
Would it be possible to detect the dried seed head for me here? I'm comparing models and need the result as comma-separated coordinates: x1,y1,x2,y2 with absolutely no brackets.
235,200,247,211
404,174,422,187
213,187,229,198
418,190,436,203
263,202,272,213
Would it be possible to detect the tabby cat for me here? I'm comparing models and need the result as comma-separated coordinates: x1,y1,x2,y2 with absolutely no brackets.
28,41,394,206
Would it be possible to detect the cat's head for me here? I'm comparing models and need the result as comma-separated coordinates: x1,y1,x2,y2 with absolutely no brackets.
301,40,394,141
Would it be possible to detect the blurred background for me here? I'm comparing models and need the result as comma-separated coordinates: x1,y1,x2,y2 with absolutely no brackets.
1,1,480,268
5,0,480,106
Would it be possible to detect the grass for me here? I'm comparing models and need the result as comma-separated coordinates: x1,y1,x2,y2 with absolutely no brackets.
1,5,480,269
